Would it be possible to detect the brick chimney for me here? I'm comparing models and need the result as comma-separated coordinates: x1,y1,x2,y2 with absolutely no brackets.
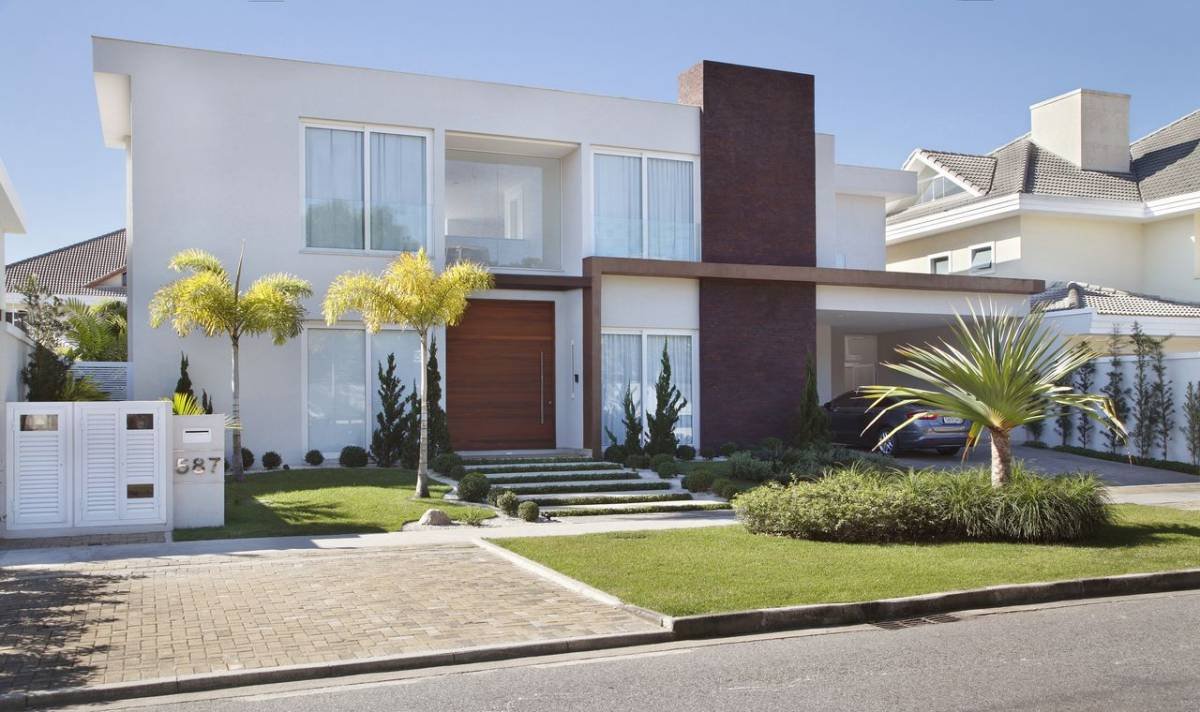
1029,89,1131,173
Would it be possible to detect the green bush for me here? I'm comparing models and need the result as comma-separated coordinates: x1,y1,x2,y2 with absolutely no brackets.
433,453,464,475
241,448,255,470
625,454,651,470
655,460,680,479
649,453,675,471
676,445,696,461
734,463,1111,543
339,446,368,468
729,452,774,482
518,500,540,522
448,464,467,481
261,451,282,470
304,449,324,466
457,472,491,503
712,478,740,500
682,468,715,493
719,441,739,457
603,445,628,464
495,490,520,517
699,447,716,460
459,507,491,527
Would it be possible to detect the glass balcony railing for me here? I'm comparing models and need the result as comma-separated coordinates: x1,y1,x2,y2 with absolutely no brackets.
445,234,562,271
594,217,700,261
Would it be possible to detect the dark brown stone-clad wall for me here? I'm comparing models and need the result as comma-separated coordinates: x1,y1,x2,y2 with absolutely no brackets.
679,61,818,447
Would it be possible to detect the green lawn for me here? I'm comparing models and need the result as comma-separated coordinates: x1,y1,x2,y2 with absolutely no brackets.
496,504,1200,616
174,468,491,541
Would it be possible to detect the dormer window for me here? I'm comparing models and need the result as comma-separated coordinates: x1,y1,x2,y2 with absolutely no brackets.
916,172,965,205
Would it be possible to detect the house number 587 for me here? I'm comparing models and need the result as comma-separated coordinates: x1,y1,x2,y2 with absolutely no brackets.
175,457,222,474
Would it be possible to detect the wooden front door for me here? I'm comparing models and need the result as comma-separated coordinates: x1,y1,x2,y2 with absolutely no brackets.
446,299,555,450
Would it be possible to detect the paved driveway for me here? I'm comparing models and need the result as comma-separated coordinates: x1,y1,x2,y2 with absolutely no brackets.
0,543,658,697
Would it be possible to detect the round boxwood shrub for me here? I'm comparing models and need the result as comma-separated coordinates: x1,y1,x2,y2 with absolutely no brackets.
603,445,628,464
655,460,680,479
304,449,325,466
682,468,715,493
699,446,716,460
712,478,739,500
448,464,467,481
433,452,463,475
517,500,540,522
625,454,651,470
719,441,739,457
261,451,282,470
729,452,774,482
457,472,491,503
495,490,520,517
649,453,675,471
339,446,368,468
241,448,254,470
675,445,696,461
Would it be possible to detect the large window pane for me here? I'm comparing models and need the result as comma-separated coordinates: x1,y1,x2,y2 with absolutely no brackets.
305,127,363,249
369,330,422,419
594,155,642,257
371,133,426,251
307,329,366,453
645,335,694,445
601,334,642,447
445,150,561,269
647,158,696,260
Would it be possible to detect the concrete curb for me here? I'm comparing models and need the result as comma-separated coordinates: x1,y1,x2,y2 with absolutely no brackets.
669,567,1200,638
0,631,675,711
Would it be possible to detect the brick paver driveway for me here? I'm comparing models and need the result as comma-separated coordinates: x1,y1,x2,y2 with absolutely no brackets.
0,543,657,696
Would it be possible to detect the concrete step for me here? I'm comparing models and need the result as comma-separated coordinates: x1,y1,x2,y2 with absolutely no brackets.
481,469,635,481
497,480,672,494
462,460,612,471
517,491,692,502
541,499,731,513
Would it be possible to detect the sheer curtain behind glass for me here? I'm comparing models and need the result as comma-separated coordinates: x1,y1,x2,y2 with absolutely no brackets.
307,329,367,453
369,330,422,420
645,335,694,445
601,334,642,447
647,158,695,260
594,155,642,257
305,128,363,249
371,133,426,251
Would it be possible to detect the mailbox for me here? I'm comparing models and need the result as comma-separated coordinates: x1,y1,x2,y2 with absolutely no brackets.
171,414,225,529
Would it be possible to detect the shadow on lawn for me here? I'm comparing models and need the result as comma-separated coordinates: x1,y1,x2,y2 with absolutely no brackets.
1087,516,1200,549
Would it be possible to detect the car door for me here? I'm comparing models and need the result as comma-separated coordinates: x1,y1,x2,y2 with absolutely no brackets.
827,391,868,444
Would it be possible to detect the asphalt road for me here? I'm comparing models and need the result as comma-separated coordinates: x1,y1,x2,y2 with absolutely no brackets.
87,590,1200,712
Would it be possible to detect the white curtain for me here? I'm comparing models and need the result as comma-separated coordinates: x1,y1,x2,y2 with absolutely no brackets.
369,330,423,421
645,334,694,445
647,158,695,261
594,154,642,257
601,333,642,447
305,127,363,249
307,329,367,454
371,133,426,252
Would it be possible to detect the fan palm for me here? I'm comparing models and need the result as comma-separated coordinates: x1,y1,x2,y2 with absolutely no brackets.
61,298,128,361
150,246,312,480
860,301,1126,487
323,249,493,497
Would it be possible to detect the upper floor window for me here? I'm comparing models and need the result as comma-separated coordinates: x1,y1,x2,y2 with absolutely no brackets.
969,245,994,273
930,255,950,275
594,152,698,261
304,125,428,252
916,173,964,205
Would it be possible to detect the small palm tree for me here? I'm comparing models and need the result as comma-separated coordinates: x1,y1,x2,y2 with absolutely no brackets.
61,298,128,361
150,246,312,480
323,249,493,497
861,301,1126,487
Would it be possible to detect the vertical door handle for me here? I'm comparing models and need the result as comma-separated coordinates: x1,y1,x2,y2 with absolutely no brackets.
540,351,545,425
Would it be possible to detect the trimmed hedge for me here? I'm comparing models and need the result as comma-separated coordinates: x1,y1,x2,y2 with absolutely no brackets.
304,449,325,466
676,445,696,461
261,451,282,470
735,464,1111,543
545,503,732,517
504,481,670,495
486,471,639,485
339,446,368,468
518,501,540,522
655,461,681,479
712,477,739,500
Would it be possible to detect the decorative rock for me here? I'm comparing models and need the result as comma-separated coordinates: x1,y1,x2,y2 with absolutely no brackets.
418,508,452,526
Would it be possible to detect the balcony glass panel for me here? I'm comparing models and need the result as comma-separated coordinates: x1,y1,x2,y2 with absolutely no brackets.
594,154,642,257
445,150,561,270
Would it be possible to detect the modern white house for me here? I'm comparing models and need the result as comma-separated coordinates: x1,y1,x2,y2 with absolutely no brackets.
92,38,1040,463
886,88,1200,459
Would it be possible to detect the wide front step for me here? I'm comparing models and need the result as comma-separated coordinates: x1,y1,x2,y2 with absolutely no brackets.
497,480,671,495
518,491,692,504
482,470,637,483
540,500,733,516
463,461,620,473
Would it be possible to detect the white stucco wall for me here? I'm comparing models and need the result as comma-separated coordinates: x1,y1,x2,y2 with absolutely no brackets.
1141,214,1200,302
94,38,700,461
887,216,1022,277
600,276,698,330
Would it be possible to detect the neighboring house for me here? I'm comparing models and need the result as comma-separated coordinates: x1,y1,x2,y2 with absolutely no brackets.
886,88,1200,351
0,158,35,478
92,38,1040,462
5,228,127,318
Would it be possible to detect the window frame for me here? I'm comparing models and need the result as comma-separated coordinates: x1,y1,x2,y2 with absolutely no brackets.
591,147,701,260
300,323,431,457
928,252,952,275
299,119,434,255
600,327,700,447
968,241,996,274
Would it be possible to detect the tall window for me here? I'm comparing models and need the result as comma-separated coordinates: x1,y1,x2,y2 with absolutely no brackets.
304,125,428,251
600,331,696,447
306,327,423,455
594,153,697,260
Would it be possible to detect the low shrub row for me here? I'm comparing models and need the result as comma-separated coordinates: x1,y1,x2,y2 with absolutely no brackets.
505,481,671,495
544,503,732,517
521,493,692,507
486,471,639,485
734,464,1111,543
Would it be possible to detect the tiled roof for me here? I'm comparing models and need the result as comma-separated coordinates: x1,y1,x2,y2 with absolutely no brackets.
889,105,1200,223
1034,281,1200,319
6,229,127,298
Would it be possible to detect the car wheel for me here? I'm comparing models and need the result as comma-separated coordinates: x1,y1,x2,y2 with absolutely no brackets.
936,446,960,456
874,431,896,457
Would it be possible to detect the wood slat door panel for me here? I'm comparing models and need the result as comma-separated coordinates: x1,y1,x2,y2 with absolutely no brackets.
447,300,555,450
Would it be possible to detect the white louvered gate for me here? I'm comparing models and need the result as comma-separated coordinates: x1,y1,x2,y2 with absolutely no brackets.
6,401,169,535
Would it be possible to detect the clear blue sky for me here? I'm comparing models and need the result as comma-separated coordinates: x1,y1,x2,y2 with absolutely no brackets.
2,0,1198,261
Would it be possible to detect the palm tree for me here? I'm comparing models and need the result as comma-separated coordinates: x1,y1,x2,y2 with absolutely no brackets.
61,298,128,361
323,249,492,497
149,246,312,480
860,301,1126,487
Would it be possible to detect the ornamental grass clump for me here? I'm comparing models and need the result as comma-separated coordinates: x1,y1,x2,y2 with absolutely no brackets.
734,462,1110,544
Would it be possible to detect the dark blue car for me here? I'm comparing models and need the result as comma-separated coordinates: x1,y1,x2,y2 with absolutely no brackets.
825,388,970,456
